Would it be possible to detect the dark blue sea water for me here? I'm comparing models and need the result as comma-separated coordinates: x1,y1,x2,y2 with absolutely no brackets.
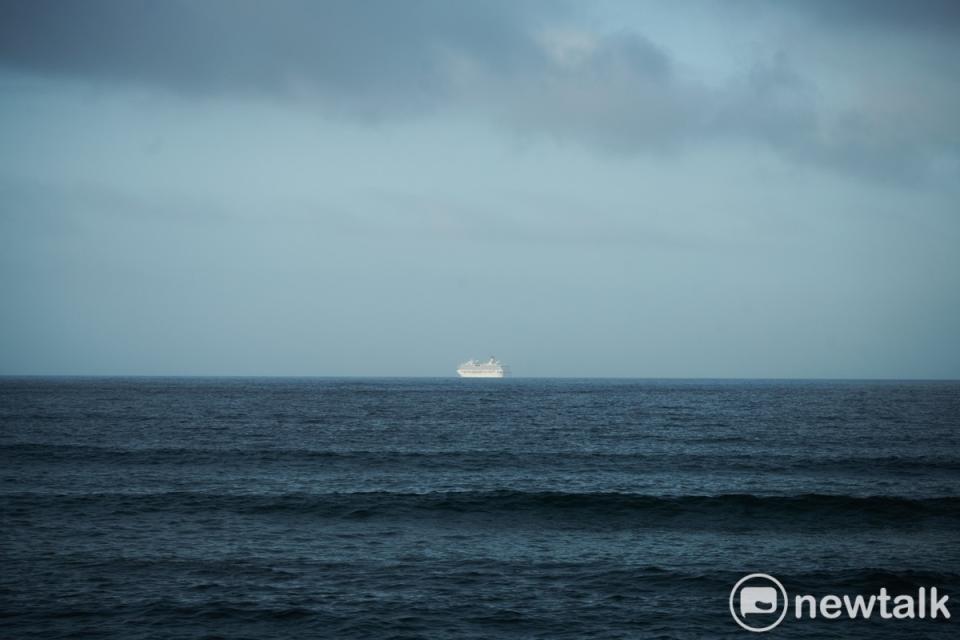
2,378,959,639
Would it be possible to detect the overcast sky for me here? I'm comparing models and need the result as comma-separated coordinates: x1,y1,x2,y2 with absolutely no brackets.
1,0,958,377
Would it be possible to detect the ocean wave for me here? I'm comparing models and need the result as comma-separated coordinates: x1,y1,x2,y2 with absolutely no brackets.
4,490,958,530
3,443,959,475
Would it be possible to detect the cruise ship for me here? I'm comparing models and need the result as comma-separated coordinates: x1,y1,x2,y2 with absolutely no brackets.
456,357,508,378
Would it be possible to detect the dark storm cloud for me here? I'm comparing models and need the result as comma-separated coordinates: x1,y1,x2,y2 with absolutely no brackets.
1,0,957,179
0,0,550,113
776,0,960,32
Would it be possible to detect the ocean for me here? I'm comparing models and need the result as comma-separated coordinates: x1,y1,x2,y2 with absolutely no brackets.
2,377,958,638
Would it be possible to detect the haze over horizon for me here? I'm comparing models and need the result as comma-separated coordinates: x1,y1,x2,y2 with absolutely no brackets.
1,0,959,378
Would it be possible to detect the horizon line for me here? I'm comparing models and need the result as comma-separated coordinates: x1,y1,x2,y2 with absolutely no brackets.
1,374,958,382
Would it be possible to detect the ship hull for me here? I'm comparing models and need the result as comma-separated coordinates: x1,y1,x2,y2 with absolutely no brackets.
457,369,506,378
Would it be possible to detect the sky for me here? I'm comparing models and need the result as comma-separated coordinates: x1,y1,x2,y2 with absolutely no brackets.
0,0,958,378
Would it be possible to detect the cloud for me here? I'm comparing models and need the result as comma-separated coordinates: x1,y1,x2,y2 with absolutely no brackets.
1,0,958,180
772,0,960,33
488,37,815,155
0,0,551,115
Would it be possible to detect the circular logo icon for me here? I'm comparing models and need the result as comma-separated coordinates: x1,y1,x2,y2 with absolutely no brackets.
729,573,788,632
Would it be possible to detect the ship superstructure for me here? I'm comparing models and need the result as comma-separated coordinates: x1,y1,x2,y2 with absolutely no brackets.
456,357,507,378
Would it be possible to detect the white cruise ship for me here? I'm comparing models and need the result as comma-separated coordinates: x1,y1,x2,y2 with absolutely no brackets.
456,357,508,378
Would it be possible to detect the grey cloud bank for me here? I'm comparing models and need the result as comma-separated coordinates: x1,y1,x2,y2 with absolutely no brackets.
3,0,958,174
1,1,548,111
0,1,958,377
